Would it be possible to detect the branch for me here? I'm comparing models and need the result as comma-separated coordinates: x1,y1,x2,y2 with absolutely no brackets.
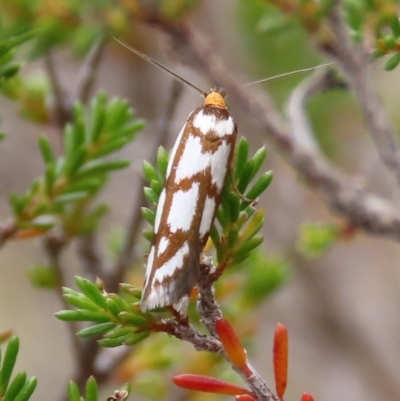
163,26,400,242
320,4,400,187
0,220,17,249
73,37,107,104
44,52,72,127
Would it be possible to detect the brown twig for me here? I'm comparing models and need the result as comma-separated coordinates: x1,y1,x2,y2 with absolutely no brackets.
0,220,17,249
44,52,72,127
73,37,107,104
162,26,400,242
319,4,400,188
43,233,81,358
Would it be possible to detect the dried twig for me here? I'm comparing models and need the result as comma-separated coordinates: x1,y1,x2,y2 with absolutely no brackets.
163,26,400,242
320,4,400,187
0,220,17,249
44,52,72,127
73,37,107,104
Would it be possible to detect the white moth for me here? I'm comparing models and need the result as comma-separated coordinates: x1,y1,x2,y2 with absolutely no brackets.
141,91,237,314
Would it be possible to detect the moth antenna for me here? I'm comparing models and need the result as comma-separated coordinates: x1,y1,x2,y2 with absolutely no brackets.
247,62,334,86
112,34,207,97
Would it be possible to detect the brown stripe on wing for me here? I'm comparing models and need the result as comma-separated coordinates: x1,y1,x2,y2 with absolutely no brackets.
141,105,237,311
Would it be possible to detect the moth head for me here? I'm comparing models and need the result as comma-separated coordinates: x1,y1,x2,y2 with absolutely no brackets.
204,90,228,110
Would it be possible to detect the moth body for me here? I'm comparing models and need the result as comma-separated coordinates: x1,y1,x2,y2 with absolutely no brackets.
141,91,237,314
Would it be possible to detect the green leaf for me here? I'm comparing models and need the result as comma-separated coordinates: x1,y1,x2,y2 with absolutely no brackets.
0,336,19,395
104,326,132,339
106,298,121,317
85,376,98,401
53,192,89,205
245,171,273,200
157,147,169,178
38,135,55,165
98,334,133,348
141,207,155,225
227,192,240,223
3,372,26,401
384,52,400,71
9,193,25,217
76,159,130,178
68,381,81,401
0,133,6,141
123,331,150,345
150,180,163,197
72,103,86,149
118,312,148,328
77,323,117,339
251,146,267,176
75,277,108,309
90,137,130,159
142,230,153,242
13,377,37,401
119,284,142,299
143,161,160,183
55,310,110,323
239,209,265,242
88,93,107,143
209,224,220,246
237,160,254,193
45,165,56,195
60,178,104,195
143,188,158,205
227,224,239,249
64,146,87,177
233,236,263,258
216,241,228,264
62,289,100,312
235,137,249,179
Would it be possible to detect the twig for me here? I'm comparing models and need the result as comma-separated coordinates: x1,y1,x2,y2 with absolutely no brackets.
110,80,185,292
43,233,81,358
287,68,347,153
164,26,400,242
160,259,279,401
73,37,107,104
320,4,400,188
0,220,17,248
44,52,72,127
77,233,106,280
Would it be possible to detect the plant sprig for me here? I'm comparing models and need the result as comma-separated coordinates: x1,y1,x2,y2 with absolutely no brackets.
8,92,144,238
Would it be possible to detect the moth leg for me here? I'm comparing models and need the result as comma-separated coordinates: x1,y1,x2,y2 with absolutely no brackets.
229,168,257,205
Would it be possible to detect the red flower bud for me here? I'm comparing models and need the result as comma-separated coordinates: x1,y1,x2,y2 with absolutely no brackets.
300,393,314,401
273,323,288,399
215,318,247,368
173,374,253,396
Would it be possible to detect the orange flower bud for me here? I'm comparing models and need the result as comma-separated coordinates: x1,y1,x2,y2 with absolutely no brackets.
215,318,247,368
173,374,253,396
273,323,288,399
300,393,314,401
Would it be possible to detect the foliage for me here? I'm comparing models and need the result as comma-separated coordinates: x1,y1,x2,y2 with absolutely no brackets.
0,337,37,401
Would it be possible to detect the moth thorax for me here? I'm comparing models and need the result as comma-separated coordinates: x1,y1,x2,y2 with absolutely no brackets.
204,91,227,110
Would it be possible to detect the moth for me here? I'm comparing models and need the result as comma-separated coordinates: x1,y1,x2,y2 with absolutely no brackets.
111,39,237,314
113,37,329,314
141,90,236,313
